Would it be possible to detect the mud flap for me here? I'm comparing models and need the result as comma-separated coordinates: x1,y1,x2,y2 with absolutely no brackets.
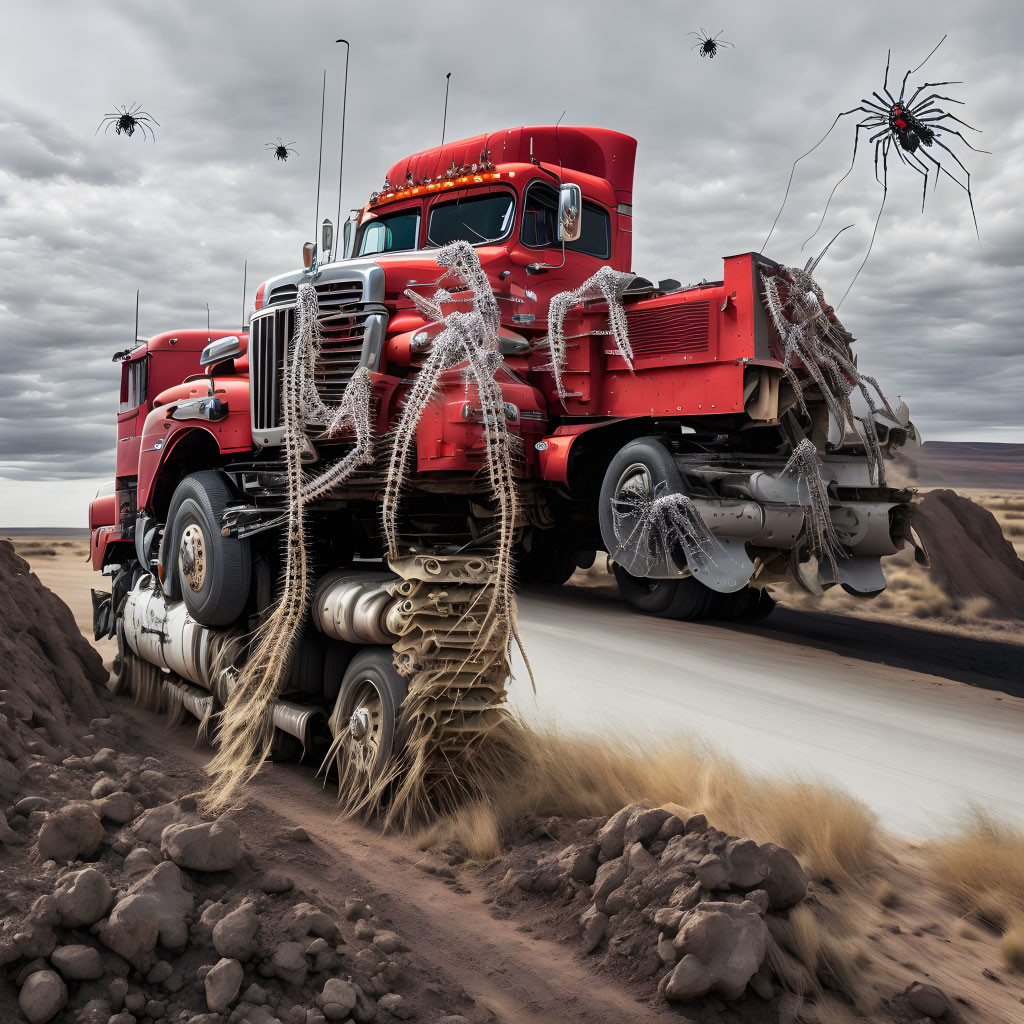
688,537,755,594
91,589,113,641
837,555,887,597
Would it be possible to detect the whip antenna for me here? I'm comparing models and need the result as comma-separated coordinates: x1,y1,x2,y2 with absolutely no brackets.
206,303,211,345
241,259,247,330
134,289,139,343
314,69,327,260
441,72,452,145
333,39,351,262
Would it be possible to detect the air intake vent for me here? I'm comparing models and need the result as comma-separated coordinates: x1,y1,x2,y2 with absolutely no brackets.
626,302,710,358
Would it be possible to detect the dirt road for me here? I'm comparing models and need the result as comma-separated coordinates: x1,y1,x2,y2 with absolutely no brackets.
513,584,1024,835
28,546,1024,835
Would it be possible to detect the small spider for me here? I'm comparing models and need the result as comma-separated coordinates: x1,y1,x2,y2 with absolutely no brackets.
688,29,734,59
96,103,159,142
266,138,298,162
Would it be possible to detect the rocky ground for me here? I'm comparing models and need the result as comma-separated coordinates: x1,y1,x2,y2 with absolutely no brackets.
2,535,1023,1023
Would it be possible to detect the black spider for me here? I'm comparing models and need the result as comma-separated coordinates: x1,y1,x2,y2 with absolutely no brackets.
688,29,733,59
96,103,159,142
764,36,988,303
266,138,298,162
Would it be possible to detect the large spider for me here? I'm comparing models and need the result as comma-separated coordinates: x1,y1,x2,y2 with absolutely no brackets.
764,36,988,303
266,138,298,162
95,103,159,142
688,29,733,59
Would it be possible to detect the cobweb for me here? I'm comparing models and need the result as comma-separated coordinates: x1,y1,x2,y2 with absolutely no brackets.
761,261,893,487
544,266,636,402
783,438,845,582
204,284,375,811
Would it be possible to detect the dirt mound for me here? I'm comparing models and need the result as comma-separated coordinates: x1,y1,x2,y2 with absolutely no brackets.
0,541,107,797
912,490,1024,618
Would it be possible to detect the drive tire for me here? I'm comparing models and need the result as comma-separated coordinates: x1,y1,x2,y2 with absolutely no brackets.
331,648,409,783
166,471,251,627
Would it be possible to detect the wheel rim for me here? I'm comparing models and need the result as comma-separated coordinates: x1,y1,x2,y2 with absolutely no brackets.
344,680,385,777
612,462,653,542
179,524,207,592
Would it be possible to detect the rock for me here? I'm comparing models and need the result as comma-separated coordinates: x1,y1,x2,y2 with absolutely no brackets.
130,800,202,844
344,900,372,921
206,957,244,1012
669,899,769,1001
15,958,49,986
372,930,406,954
684,813,707,833
580,905,608,953
719,838,769,889
161,818,243,872
567,844,600,884
907,982,949,1018
18,969,68,1024
260,870,294,894
354,919,376,940
92,748,118,773
50,944,103,980
107,1014,135,1024
758,843,808,910
214,903,260,961
244,983,270,1005
592,857,629,914
377,993,410,1019
656,814,686,842
96,792,141,825
55,867,114,928
109,977,129,1011
597,804,639,861
122,847,159,878
36,804,104,862
15,796,49,815
318,979,357,1017
93,862,194,960
124,990,146,1013
695,853,728,890
514,866,561,893
271,941,309,987
288,902,339,940
90,778,120,799
146,960,173,984
662,954,716,1001
16,895,61,958
624,808,673,850
145,999,166,1019
75,997,110,1024
139,768,169,790
291,827,310,842
657,932,676,964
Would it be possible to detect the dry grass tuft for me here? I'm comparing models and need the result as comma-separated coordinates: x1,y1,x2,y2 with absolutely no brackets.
955,595,994,620
955,918,982,941
434,722,880,883
811,995,861,1024
929,808,1024,929
787,904,821,972
1001,919,1024,972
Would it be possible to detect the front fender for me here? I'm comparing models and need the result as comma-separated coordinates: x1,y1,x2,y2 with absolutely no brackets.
137,377,253,511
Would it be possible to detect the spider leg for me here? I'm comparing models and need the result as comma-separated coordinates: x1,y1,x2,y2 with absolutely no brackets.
908,90,965,111
840,138,889,307
921,139,981,238
915,108,981,131
883,49,892,94
763,107,876,251
801,118,882,252
901,34,947,97
906,78,961,107
891,142,930,211
926,121,991,155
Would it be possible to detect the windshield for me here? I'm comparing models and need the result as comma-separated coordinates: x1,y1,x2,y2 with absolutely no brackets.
427,192,516,247
357,209,420,256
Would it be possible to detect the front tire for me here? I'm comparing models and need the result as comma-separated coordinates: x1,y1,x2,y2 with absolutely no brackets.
165,471,251,627
612,564,712,620
329,648,408,783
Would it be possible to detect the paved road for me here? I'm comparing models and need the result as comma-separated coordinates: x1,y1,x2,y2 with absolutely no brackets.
511,584,1024,835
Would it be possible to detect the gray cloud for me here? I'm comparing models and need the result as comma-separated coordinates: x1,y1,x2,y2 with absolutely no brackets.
0,0,1020,522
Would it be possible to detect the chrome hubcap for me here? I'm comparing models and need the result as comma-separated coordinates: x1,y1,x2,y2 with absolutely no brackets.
180,524,207,592
345,682,384,775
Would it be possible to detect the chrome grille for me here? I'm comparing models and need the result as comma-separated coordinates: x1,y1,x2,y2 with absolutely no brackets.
250,276,379,442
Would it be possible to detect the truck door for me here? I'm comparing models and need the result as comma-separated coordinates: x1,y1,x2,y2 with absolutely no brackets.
116,351,149,479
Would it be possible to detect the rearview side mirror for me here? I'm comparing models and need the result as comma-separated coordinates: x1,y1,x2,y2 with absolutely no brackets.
557,183,582,243
199,335,243,367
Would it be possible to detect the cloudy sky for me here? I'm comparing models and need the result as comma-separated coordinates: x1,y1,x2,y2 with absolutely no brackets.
1,0,1020,526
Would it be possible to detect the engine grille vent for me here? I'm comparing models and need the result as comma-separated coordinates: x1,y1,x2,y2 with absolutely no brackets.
251,277,379,438
626,302,710,358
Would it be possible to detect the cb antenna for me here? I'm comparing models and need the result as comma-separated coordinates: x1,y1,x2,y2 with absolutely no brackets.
441,72,452,146
314,69,327,260
555,109,565,184
241,259,247,330
206,303,211,345
134,289,140,343
333,39,351,262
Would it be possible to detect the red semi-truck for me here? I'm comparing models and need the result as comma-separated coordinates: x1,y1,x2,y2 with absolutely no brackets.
90,125,920,776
